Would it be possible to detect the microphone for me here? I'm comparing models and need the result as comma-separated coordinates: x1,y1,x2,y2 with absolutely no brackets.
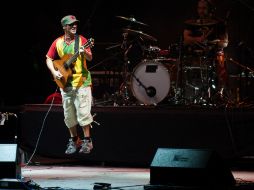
146,86,156,97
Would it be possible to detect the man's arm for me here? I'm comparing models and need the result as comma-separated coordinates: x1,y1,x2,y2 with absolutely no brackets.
80,47,92,61
80,36,93,61
46,57,63,80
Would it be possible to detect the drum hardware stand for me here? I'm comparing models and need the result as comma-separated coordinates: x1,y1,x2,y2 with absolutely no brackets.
197,56,213,105
182,53,213,106
88,48,123,106
168,36,186,105
204,49,234,107
185,80,201,104
191,53,227,107
222,57,254,107
117,32,134,105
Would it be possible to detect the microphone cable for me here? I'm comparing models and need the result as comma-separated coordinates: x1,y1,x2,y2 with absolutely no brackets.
23,87,59,167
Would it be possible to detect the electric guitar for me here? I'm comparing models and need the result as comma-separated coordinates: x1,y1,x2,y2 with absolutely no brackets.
53,38,94,89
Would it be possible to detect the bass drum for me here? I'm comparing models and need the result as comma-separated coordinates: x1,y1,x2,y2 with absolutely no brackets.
130,59,171,105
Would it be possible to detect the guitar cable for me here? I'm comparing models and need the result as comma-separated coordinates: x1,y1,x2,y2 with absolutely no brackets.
23,86,59,167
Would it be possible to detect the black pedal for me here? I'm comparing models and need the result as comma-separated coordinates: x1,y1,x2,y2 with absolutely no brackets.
93,182,111,190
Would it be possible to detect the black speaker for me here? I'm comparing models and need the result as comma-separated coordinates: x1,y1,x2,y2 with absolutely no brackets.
150,148,236,187
0,144,21,179
0,112,18,143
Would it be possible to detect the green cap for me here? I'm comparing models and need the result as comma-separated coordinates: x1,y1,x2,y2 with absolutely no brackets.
61,15,79,26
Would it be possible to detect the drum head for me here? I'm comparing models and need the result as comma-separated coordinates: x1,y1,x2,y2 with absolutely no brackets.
130,59,171,105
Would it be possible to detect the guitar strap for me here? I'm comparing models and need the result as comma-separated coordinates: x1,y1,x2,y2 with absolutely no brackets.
74,34,86,79
78,35,85,74
74,34,84,65
74,34,80,59
70,34,80,74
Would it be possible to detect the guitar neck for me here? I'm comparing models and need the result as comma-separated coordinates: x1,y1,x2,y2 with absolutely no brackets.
65,40,92,67
66,51,80,66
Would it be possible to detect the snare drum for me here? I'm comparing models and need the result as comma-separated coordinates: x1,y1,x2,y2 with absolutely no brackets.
130,59,171,105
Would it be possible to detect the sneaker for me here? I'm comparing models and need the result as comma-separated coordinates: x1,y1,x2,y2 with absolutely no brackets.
65,138,82,154
79,139,93,154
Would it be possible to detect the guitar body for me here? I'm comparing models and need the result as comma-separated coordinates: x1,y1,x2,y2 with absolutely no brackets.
53,54,73,89
52,38,94,89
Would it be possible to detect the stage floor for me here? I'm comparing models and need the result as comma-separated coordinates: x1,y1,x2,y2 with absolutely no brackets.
20,165,254,190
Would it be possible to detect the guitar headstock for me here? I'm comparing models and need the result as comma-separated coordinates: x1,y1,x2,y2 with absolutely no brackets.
85,38,94,48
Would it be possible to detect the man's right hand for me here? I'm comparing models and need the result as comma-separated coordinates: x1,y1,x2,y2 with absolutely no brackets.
54,70,63,80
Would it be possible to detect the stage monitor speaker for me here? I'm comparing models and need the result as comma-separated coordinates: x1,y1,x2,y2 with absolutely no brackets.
0,112,18,144
150,148,236,187
0,144,21,179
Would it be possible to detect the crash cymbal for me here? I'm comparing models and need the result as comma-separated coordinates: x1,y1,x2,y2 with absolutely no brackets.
207,39,221,44
123,28,157,42
207,39,229,45
116,16,148,26
184,18,218,26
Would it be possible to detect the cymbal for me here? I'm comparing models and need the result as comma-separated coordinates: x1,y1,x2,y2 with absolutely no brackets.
116,16,148,26
207,39,229,45
207,39,221,44
184,18,218,26
123,28,157,42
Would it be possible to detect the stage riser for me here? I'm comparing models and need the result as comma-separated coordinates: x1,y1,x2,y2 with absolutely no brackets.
19,105,254,165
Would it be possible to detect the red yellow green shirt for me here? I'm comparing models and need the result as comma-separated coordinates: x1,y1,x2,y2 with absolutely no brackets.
46,35,92,88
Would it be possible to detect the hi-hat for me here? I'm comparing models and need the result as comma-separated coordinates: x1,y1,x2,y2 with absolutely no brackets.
184,18,218,26
116,16,148,26
123,28,157,42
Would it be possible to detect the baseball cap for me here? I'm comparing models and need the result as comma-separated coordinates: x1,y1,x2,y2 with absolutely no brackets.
61,15,79,26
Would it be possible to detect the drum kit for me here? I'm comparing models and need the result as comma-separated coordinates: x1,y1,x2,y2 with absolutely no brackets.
111,15,177,106
107,15,228,106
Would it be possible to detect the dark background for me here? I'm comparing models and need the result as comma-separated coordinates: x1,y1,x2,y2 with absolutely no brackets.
1,0,254,106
